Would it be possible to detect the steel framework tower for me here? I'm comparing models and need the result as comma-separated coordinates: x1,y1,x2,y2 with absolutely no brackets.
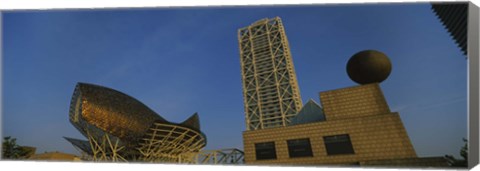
238,17,303,130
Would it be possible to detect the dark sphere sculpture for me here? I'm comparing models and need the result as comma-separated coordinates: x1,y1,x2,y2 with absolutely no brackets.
346,50,392,85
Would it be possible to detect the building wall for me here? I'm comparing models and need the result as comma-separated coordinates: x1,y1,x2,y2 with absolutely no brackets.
320,83,390,120
360,157,449,167
243,112,416,165
242,84,416,165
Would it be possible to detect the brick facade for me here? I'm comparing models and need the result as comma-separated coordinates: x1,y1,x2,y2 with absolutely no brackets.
242,83,417,165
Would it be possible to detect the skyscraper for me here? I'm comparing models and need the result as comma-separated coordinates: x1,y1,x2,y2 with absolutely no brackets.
238,17,303,130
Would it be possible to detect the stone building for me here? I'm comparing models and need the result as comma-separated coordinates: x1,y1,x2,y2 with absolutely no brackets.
243,83,419,165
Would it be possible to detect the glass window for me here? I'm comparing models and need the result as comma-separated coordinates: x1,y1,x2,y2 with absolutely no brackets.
287,138,313,158
323,134,355,155
255,142,277,160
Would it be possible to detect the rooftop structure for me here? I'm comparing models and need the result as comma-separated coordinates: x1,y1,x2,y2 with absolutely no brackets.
238,17,303,130
288,99,325,126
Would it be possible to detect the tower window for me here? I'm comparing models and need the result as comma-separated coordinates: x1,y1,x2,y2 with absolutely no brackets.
323,134,355,155
255,142,277,160
287,138,313,158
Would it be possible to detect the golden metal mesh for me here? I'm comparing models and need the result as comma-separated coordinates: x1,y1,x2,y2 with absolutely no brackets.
67,82,207,163
70,83,165,144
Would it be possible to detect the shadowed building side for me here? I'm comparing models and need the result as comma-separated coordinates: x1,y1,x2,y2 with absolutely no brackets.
431,2,468,56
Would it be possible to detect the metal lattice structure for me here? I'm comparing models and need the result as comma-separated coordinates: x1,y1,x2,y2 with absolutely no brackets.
136,123,206,163
85,130,128,162
194,148,244,164
238,17,303,130
65,82,207,163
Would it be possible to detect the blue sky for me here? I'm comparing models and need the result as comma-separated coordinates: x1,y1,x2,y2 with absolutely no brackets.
2,3,467,158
